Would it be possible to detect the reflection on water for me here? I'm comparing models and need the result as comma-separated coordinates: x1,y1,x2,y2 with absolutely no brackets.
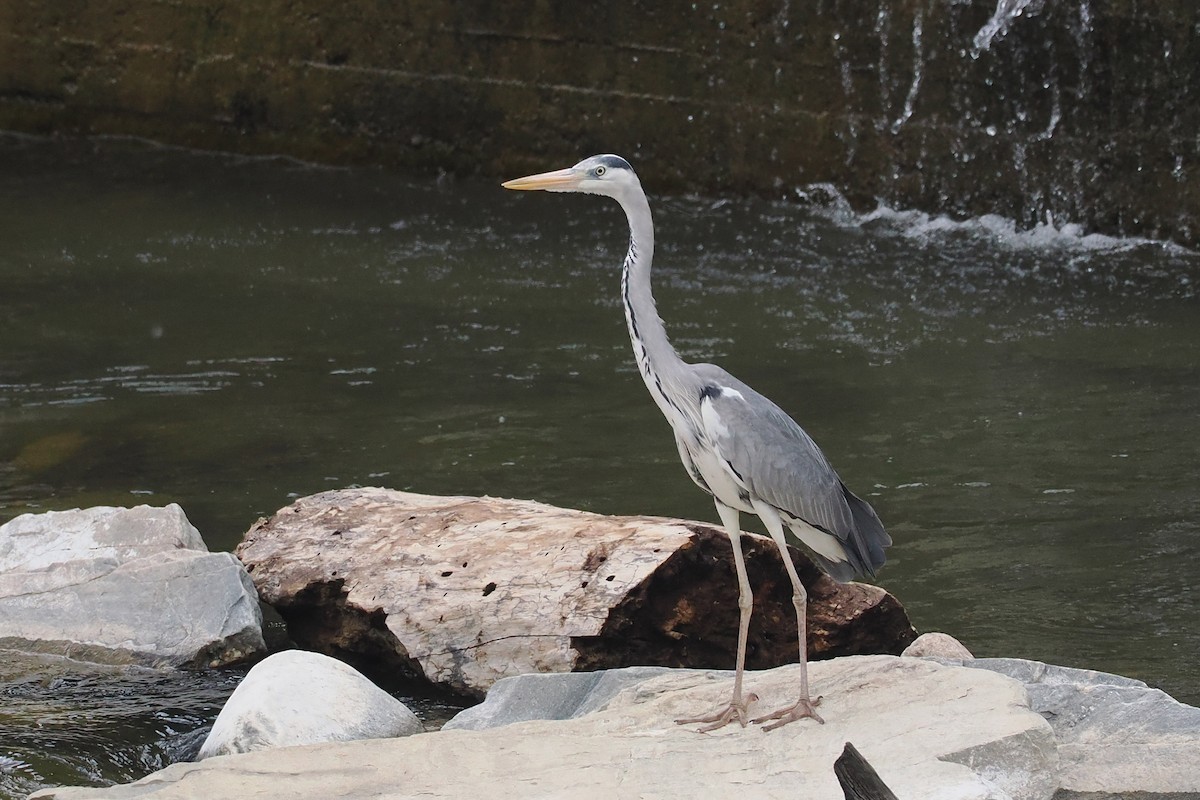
1,134,1199,795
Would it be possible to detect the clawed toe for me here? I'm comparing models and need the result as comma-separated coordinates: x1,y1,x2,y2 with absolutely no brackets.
751,695,824,731
675,692,759,732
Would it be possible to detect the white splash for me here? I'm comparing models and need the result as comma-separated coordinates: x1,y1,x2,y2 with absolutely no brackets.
791,182,1193,254
891,9,925,133
859,206,1142,252
972,0,1040,57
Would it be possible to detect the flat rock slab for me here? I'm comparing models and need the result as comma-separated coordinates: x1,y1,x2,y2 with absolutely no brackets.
29,655,1058,800
0,505,265,668
236,488,915,696
451,656,1200,798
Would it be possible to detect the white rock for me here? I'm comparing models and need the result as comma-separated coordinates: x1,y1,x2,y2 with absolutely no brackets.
0,504,206,574
198,650,422,758
0,505,265,667
902,631,974,659
29,655,1060,800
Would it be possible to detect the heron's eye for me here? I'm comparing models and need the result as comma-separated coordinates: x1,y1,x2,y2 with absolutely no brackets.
594,165,607,177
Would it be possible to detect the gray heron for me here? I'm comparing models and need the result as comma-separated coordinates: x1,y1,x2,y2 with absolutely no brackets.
503,154,891,732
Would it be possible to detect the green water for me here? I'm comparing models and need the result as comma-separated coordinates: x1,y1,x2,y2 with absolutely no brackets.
2,134,1198,795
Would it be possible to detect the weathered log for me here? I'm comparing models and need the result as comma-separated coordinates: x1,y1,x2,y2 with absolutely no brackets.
834,742,900,800
236,488,915,697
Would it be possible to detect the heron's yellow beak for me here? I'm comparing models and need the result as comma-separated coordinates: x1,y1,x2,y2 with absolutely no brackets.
501,167,582,192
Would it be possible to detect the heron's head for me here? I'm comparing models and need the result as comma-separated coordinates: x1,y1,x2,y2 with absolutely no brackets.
502,154,640,200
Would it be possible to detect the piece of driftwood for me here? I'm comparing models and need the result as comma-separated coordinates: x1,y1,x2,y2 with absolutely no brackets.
237,487,915,697
834,742,900,800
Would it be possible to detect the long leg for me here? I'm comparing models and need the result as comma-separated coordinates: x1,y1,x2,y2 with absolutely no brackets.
675,500,758,731
750,499,824,731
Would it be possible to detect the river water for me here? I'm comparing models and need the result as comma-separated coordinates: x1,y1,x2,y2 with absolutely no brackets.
1,134,1198,796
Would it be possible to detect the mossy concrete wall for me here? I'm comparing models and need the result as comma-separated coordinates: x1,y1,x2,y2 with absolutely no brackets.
2,0,1197,244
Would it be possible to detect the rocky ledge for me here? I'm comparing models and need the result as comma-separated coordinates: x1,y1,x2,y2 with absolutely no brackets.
28,653,1200,799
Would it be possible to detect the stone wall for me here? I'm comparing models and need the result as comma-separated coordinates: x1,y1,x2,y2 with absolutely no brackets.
2,0,1197,244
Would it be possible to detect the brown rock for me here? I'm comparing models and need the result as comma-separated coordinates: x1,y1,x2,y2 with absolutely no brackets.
236,487,915,697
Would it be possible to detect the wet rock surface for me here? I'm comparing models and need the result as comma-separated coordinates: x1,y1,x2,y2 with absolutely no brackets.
0,505,265,669
1,1,1195,245
235,487,916,697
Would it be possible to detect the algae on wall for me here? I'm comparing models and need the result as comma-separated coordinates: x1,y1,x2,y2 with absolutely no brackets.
1,0,1196,245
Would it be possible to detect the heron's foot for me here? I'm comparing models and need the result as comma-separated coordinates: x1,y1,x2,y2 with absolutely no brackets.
751,695,824,732
675,692,759,733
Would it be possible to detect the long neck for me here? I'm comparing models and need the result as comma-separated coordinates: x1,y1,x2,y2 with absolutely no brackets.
617,187,691,426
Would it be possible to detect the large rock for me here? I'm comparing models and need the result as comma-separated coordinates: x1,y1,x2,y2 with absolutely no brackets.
27,655,1059,800
0,505,265,668
450,656,1200,798
951,658,1200,799
198,650,422,758
236,488,915,696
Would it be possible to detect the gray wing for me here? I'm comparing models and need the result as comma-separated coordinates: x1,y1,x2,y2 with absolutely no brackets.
692,363,889,580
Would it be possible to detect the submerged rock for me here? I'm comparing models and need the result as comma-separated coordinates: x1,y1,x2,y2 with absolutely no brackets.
0,504,265,668
236,487,916,697
27,655,1060,800
198,650,422,758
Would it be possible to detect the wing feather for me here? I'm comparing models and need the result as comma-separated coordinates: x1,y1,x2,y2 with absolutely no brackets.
692,363,888,579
